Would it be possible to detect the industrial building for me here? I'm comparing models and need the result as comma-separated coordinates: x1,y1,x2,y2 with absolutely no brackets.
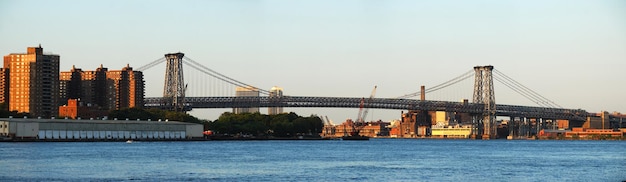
538,111,626,139
321,119,390,138
0,118,203,141
58,99,108,119
431,126,473,138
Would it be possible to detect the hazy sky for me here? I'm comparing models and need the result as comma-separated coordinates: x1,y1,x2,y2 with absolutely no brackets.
1,0,624,122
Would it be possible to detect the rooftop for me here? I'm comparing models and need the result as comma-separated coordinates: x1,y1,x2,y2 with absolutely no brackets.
0,117,198,125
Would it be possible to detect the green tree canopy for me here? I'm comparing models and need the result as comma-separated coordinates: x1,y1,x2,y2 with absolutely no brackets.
207,112,323,137
0,102,29,118
108,108,203,124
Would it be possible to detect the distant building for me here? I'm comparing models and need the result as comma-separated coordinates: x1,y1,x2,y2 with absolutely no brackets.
332,119,358,137
233,86,259,114
556,119,570,130
360,120,390,137
394,111,432,137
106,64,144,109
2,45,60,117
59,64,144,111
322,119,390,138
268,86,284,115
583,111,611,129
388,110,477,138
0,68,8,104
539,128,624,139
431,125,472,138
58,99,108,119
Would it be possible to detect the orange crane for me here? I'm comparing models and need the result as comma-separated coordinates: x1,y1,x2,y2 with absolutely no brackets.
349,86,377,137
356,86,377,123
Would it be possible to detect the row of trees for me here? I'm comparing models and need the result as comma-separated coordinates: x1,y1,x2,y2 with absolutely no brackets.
0,103,29,118
108,108,203,124
206,112,324,137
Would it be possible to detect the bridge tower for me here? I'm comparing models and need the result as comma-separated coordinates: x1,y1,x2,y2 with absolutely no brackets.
163,52,186,111
473,65,496,139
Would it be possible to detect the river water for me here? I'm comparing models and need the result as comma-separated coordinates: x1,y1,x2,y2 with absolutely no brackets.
1,139,624,181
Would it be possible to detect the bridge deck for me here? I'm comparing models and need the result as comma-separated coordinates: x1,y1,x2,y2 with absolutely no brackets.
144,96,588,121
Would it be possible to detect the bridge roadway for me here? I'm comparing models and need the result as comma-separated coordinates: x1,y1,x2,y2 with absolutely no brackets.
144,96,588,121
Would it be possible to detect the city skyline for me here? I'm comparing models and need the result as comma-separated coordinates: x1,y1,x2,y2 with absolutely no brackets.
1,0,624,121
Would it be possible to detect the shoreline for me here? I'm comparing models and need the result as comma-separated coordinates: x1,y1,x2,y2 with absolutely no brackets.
2,136,624,142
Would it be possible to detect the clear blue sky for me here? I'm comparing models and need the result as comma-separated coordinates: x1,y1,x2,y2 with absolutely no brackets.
1,0,625,122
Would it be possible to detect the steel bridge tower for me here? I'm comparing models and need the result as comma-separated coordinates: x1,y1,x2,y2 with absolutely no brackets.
473,65,496,139
163,52,186,111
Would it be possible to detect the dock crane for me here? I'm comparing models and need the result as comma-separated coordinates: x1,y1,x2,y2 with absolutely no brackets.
324,116,334,126
346,86,377,139
356,86,377,123
320,115,338,138
320,115,334,126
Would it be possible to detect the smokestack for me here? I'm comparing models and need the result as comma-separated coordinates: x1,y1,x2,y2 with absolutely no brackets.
420,85,425,101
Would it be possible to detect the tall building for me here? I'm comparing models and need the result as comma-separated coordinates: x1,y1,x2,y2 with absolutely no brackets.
0,68,8,105
233,86,259,114
59,64,144,111
60,65,110,109
107,64,144,109
2,46,60,117
268,86,284,115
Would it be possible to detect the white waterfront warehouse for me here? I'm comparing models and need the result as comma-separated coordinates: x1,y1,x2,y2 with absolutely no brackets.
0,118,204,141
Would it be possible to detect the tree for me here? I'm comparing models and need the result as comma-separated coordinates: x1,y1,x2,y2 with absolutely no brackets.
0,102,29,118
108,108,203,123
208,112,324,137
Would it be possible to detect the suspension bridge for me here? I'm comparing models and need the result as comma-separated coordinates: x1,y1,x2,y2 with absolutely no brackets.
138,53,589,139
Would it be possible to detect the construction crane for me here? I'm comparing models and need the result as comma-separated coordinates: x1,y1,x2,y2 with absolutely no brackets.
345,86,377,139
356,86,377,123
324,116,334,126
320,115,334,126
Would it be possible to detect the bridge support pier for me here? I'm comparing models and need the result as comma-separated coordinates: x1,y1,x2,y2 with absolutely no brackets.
163,52,186,111
473,66,496,139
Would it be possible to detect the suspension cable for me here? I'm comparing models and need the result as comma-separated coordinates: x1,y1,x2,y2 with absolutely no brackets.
493,75,551,107
494,69,562,108
136,57,166,72
494,74,556,107
182,60,269,95
426,70,474,92
396,69,473,99
182,62,266,94
425,74,473,94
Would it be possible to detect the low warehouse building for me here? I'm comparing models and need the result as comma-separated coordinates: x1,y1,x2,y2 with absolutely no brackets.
431,125,472,138
0,118,203,141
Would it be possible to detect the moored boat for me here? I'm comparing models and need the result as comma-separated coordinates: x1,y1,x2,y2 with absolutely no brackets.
341,135,370,140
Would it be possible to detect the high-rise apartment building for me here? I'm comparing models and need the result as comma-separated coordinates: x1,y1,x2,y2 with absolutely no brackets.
268,86,284,115
59,64,144,111
0,68,8,105
107,64,144,109
2,46,60,117
233,86,259,114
